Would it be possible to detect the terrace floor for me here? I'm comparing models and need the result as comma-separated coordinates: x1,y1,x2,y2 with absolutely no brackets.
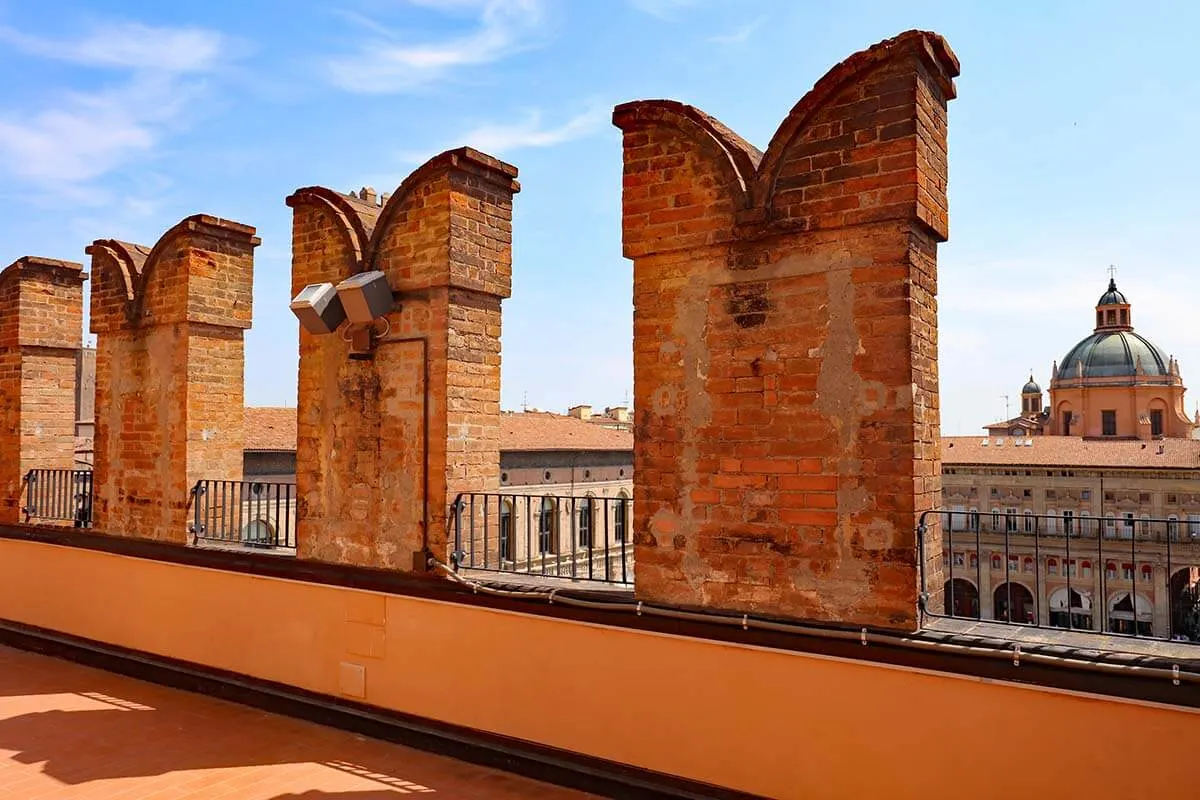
0,645,596,799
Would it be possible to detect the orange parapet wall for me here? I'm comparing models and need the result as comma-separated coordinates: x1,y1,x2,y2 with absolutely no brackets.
614,30,957,629
0,535,1194,800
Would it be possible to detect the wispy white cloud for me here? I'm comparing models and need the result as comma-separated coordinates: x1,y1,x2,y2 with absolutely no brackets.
327,0,545,94
396,102,608,163
628,0,700,20
708,15,765,45
0,21,227,188
0,22,224,73
458,105,607,153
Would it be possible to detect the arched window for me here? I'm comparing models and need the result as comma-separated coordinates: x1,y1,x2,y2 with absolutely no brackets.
614,492,629,543
1023,510,1034,533
1022,557,1034,573
577,496,594,549
1141,564,1153,581
1121,563,1134,580
499,499,514,562
1081,560,1092,578
1106,562,1117,579
1047,558,1058,576
538,497,557,555
990,555,1002,571
969,552,978,569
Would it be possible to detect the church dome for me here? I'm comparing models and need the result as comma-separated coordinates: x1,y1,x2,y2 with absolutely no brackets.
1097,277,1127,306
1058,331,1169,379
1022,376,1041,394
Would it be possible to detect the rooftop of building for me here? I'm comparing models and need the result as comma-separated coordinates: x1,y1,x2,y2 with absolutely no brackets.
943,435,1200,469
243,407,634,454
499,411,633,452
243,407,298,452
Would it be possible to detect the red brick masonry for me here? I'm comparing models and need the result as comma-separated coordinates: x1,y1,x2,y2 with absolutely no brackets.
614,30,958,629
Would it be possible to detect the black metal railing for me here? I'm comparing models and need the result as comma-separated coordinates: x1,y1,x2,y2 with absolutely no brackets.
190,480,297,550
23,469,93,528
451,492,633,585
918,509,1200,644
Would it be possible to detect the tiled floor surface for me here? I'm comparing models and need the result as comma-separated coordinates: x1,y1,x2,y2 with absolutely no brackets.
0,645,596,799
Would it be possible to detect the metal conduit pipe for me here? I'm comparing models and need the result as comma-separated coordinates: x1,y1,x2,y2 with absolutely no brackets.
428,558,1200,687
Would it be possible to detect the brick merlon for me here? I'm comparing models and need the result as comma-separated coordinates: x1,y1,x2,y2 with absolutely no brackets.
0,257,87,288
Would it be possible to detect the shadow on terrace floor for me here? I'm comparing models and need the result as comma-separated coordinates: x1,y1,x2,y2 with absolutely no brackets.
0,645,593,799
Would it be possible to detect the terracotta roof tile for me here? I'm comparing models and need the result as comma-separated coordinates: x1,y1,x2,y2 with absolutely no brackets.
942,436,1200,470
244,407,298,452
499,412,633,452
242,408,634,454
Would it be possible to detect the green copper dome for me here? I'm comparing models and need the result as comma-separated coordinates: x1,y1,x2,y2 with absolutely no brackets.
1059,331,1169,379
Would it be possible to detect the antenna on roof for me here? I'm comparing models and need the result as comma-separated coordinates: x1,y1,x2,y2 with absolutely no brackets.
1000,394,1010,419
522,391,528,413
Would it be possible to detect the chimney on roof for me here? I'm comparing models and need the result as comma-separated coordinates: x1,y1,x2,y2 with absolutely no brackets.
360,187,377,205
605,406,630,423
568,404,592,420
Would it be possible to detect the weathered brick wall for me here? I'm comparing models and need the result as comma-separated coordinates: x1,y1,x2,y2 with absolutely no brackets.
87,216,258,541
613,30,956,630
0,257,85,522
287,148,515,571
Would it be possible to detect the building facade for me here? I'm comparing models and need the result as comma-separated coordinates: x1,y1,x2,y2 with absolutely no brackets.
237,407,635,576
951,276,1200,640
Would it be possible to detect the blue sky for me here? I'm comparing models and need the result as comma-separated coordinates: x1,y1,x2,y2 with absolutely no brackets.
2,0,1198,434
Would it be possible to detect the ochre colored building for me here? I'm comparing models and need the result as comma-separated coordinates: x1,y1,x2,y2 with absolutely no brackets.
988,277,1198,439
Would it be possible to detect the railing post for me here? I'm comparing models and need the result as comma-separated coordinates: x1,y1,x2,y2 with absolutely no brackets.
23,470,36,522
450,496,465,570
189,481,206,542
916,513,929,617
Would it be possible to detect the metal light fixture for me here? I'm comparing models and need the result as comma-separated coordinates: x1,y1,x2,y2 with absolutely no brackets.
289,282,346,335
335,270,393,325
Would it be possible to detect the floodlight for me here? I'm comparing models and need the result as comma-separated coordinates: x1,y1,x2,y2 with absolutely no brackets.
336,270,392,325
289,282,346,335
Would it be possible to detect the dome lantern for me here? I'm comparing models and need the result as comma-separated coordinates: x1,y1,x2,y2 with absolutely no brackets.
1021,373,1042,416
1094,274,1132,332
